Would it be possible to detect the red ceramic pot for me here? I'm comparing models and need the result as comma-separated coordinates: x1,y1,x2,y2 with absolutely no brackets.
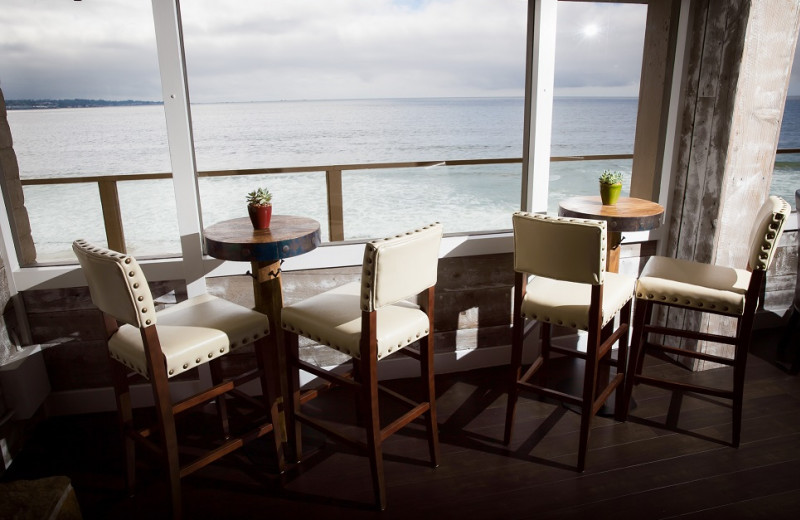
247,204,272,229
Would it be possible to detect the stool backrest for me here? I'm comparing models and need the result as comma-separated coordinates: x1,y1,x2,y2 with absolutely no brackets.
360,223,443,312
747,195,790,272
72,239,157,328
513,212,606,285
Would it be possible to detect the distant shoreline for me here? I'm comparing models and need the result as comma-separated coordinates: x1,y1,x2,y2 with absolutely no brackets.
5,99,163,110
6,95,799,111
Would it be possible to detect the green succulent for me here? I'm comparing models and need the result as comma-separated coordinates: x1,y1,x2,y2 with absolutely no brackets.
246,187,272,206
599,170,623,185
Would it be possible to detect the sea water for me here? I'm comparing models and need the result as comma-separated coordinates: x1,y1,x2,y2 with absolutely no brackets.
6,97,800,262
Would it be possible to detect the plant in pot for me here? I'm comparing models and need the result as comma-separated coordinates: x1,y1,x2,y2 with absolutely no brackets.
599,170,623,206
246,187,273,229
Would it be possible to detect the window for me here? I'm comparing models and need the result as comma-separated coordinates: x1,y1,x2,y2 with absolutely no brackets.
548,2,647,214
1,0,683,291
0,0,175,263
771,42,800,209
180,0,527,240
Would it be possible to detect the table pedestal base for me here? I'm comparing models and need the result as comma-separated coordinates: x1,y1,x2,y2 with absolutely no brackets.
251,260,288,442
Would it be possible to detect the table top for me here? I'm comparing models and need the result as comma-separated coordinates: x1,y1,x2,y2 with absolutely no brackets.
558,196,664,232
204,215,321,263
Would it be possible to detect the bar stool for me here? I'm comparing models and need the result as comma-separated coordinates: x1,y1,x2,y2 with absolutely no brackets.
621,196,790,446
281,223,442,510
503,213,635,471
73,240,284,519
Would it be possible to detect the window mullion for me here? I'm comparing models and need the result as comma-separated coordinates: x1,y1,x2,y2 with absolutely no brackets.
150,0,206,297
521,0,557,213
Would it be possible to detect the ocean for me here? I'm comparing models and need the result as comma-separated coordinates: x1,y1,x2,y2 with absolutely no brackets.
6,97,800,262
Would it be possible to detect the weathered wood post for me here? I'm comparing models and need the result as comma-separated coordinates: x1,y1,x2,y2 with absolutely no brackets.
665,0,800,367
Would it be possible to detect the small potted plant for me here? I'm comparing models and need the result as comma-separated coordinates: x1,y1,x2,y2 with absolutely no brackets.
599,170,623,206
246,187,273,229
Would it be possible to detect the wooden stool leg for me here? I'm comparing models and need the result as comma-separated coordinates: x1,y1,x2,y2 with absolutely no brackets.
361,354,386,510
283,332,303,463
351,357,364,426
109,357,136,497
420,334,440,467
208,358,230,438
140,327,182,519
621,299,649,419
150,372,182,519
540,322,552,388
731,315,754,448
614,299,632,421
504,274,526,445
578,333,600,472
504,314,525,445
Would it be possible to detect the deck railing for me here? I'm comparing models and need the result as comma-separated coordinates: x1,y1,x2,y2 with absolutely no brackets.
19,149,799,256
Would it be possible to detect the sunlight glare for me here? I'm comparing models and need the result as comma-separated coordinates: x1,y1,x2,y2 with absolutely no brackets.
582,23,601,38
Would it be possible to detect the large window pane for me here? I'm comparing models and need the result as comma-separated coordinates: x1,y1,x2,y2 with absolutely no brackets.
180,1,526,239
1,0,175,263
551,2,647,213
772,43,800,209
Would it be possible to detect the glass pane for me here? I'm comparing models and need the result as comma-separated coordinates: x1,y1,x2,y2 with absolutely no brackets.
118,179,181,258
1,0,175,263
772,42,800,209
343,163,521,240
199,173,330,242
24,184,105,263
551,2,647,212
181,1,527,240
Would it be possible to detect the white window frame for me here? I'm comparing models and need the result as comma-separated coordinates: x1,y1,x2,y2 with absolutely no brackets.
0,0,689,306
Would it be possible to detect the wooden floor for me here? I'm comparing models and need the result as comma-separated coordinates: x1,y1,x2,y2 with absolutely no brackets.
3,327,800,519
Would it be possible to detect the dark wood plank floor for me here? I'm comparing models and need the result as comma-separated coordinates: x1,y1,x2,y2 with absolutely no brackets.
3,327,800,519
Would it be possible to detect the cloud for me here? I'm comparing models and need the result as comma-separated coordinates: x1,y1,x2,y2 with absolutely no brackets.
0,0,160,100
1,0,796,102
554,3,647,96
179,0,528,102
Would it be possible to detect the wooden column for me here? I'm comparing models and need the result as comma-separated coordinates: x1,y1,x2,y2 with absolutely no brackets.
630,0,682,202
665,0,800,367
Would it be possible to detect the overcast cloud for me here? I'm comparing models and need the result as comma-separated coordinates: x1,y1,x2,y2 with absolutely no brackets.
0,0,798,102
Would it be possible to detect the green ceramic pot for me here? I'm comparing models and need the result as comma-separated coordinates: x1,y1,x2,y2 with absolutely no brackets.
599,183,622,206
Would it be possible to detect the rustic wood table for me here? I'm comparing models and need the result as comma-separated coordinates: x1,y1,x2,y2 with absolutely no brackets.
204,215,321,434
558,195,664,273
205,215,321,318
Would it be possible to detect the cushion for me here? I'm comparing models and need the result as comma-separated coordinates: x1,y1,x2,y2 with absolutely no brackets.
281,282,430,360
520,271,635,330
109,294,269,378
635,255,751,315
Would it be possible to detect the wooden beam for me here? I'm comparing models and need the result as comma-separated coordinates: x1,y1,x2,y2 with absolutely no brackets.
630,0,682,202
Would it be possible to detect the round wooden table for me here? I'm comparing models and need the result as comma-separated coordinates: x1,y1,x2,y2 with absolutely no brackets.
205,215,321,418
205,214,321,316
558,196,664,272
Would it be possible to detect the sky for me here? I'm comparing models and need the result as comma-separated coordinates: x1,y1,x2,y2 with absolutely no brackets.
0,0,798,102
